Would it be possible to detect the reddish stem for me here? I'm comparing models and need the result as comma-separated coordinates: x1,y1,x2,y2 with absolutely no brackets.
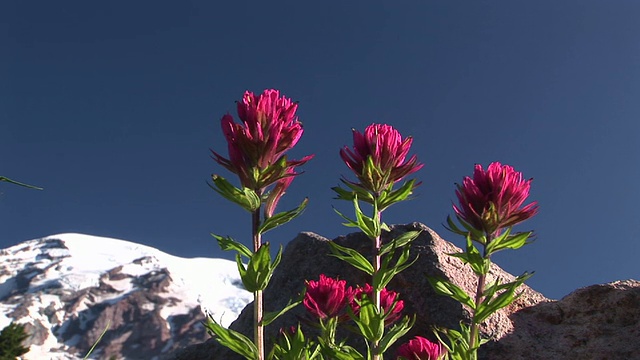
252,207,265,360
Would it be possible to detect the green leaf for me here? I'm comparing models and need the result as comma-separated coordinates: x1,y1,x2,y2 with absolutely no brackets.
204,317,258,360
448,235,490,276
240,243,281,292
211,233,252,258
235,253,249,288
353,196,380,239
352,296,384,342
445,215,467,236
259,198,308,234
378,315,415,353
427,277,475,310
321,345,365,360
474,272,533,323
377,179,417,210
209,175,261,212
328,241,374,275
332,185,357,202
445,215,486,243
379,230,421,256
374,245,418,290
486,229,533,255
333,207,360,228
334,179,376,204
0,176,43,190
261,299,302,327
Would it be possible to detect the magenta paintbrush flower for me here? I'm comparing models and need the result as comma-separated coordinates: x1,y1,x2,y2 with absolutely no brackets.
396,336,445,360
340,123,423,194
453,162,539,235
303,274,355,320
212,89,313,190
351,283,404,326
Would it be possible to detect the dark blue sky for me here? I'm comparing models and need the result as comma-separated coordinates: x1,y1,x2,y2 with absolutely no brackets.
2,1,639,300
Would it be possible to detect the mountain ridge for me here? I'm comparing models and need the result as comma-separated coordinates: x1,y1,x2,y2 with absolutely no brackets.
0,233,251,359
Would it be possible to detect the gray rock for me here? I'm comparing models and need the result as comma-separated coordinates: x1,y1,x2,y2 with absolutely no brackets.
170,223,548,359
481,279,640,360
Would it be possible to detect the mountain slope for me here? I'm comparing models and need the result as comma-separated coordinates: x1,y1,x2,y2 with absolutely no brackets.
0,233,252,360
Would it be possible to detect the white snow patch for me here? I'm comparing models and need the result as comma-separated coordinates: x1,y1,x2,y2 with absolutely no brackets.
0,233,253,359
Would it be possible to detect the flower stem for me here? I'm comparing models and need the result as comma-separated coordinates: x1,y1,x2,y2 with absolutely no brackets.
372,208,382,360
252,208,265,360
468,233,494,360
468,272,485,359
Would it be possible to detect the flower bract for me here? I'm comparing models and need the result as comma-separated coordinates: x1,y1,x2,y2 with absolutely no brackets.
453,162,538,235
212,89,313,191
340,123,422,194
351,283,404,326
303,274,355,320
396,336,445,360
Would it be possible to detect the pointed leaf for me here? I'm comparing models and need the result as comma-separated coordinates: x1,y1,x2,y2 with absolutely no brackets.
352,297,384,342
353,197,380,239
379,230,421,256
486,229,532,255
374,246,418,289
211,233,252,258
337,178,376,203
259,198,309,234
261,298,301,327
209,175,261,212
333,207,360,228
328,241,374,275
427,276,475,310
0,176,43,190
241,243,276,291
332,185,357,201
204,317,258,360
378,179,416,210
474,272,533,323
378,315,415,353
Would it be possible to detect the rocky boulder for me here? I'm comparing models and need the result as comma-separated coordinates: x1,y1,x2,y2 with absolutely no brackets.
170,223,549,359
481,279,640,359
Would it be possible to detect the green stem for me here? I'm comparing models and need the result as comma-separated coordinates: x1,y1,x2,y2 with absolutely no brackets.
252,207,265,360
468,273,485,359
372,206,382,360
468,233,495,360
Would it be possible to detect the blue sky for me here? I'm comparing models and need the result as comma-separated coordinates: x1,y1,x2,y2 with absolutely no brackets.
2,1,639,300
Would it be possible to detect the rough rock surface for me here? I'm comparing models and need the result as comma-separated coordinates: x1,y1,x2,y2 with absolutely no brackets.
170,223,550,359
481,279,640,360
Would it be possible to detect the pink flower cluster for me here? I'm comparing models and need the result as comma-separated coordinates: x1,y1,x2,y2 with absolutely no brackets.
303,274,355,319
454,162,538,235
352,283,404,325
212,89,313,191
396,336,445,360
303,275,404,325
340,123,423,194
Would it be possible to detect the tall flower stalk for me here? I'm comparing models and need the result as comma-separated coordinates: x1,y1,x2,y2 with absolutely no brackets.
428,162,538,360
332,124,423,359
207,89,313,360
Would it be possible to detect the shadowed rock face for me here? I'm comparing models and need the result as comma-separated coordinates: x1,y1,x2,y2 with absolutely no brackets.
170,223,552,359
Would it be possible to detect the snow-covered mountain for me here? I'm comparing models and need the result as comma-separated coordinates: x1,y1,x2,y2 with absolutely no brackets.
0,233,252,360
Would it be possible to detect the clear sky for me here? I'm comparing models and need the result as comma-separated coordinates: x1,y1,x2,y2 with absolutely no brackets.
2,1,639,300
